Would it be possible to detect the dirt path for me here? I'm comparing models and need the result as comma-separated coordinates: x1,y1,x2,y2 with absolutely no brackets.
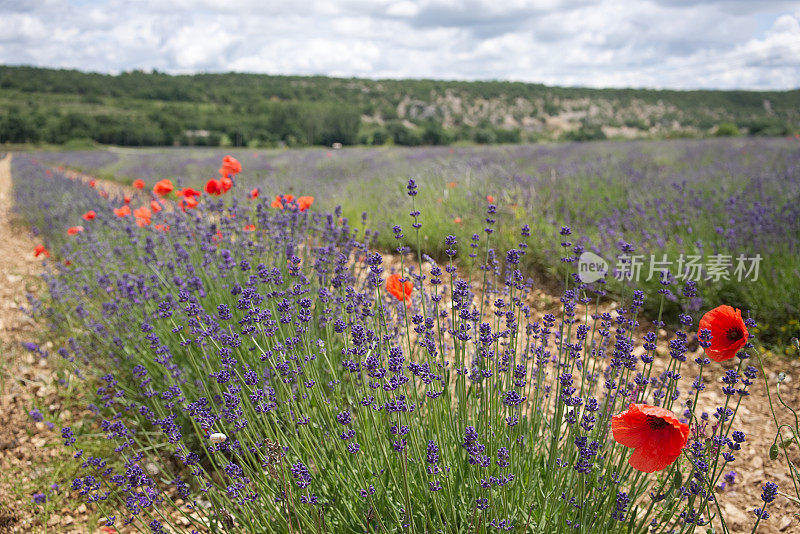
0,155,97,533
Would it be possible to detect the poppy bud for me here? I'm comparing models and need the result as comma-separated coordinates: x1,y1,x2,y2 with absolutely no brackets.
769,443,779,460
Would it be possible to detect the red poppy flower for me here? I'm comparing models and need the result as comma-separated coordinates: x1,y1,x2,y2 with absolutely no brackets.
180,196,199,211
220,177,233,192
133,179,145,190
135,217,151,227
155,224,170,232
447,181,457,188
153,179,174,196
243,224,256,232
205,179,222,196
34,245,50,258
124,195,131,205
89,179,96,188
698,305,749,362
454,217,463,224
134,206,152,220
386,273,413,306
67,226,84,235
219,155,242,176
82,210,96,221
178,187,202,198
249,188,259,199
114,205,131,217
297,196,314,211
486,195,495,203
150,200,162,213
271,194,294,209
99,191,109,199
612,403,690,473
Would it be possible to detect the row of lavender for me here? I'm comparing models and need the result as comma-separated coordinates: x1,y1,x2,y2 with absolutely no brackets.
14,152,774,532
35,138,800,345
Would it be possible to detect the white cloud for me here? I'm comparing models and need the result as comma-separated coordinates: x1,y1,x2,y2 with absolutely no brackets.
0,13,49,42
0,0,797,89
386,1,420,17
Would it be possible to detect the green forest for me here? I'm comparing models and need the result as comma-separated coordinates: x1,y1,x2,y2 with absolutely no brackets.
1,65,798,147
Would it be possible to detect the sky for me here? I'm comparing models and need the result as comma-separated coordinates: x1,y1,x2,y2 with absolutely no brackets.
1,0,799,90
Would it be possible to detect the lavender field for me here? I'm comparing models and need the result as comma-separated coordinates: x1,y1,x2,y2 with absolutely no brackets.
36,138,800,345
6,141,800,533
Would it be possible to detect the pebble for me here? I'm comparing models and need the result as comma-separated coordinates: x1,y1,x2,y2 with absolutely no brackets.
723,502,748,530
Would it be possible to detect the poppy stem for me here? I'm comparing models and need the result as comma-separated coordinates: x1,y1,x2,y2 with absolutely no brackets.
756,351,800,502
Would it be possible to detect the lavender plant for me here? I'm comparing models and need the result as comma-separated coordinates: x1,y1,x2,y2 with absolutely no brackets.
34,139,800,345
12,154,773,533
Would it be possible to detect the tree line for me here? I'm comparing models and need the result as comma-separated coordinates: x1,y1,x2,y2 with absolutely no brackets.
1,66,797,147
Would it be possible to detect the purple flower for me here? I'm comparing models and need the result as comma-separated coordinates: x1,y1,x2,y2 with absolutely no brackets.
761,481,778,504
336,411,352,425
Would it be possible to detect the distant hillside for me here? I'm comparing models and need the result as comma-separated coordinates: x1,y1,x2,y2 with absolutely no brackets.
1,65,798,147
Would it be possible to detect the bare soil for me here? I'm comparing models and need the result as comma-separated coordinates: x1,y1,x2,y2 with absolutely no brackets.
0,155,103,533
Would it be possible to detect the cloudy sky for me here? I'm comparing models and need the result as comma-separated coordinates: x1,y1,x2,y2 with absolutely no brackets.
1,0,799,90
